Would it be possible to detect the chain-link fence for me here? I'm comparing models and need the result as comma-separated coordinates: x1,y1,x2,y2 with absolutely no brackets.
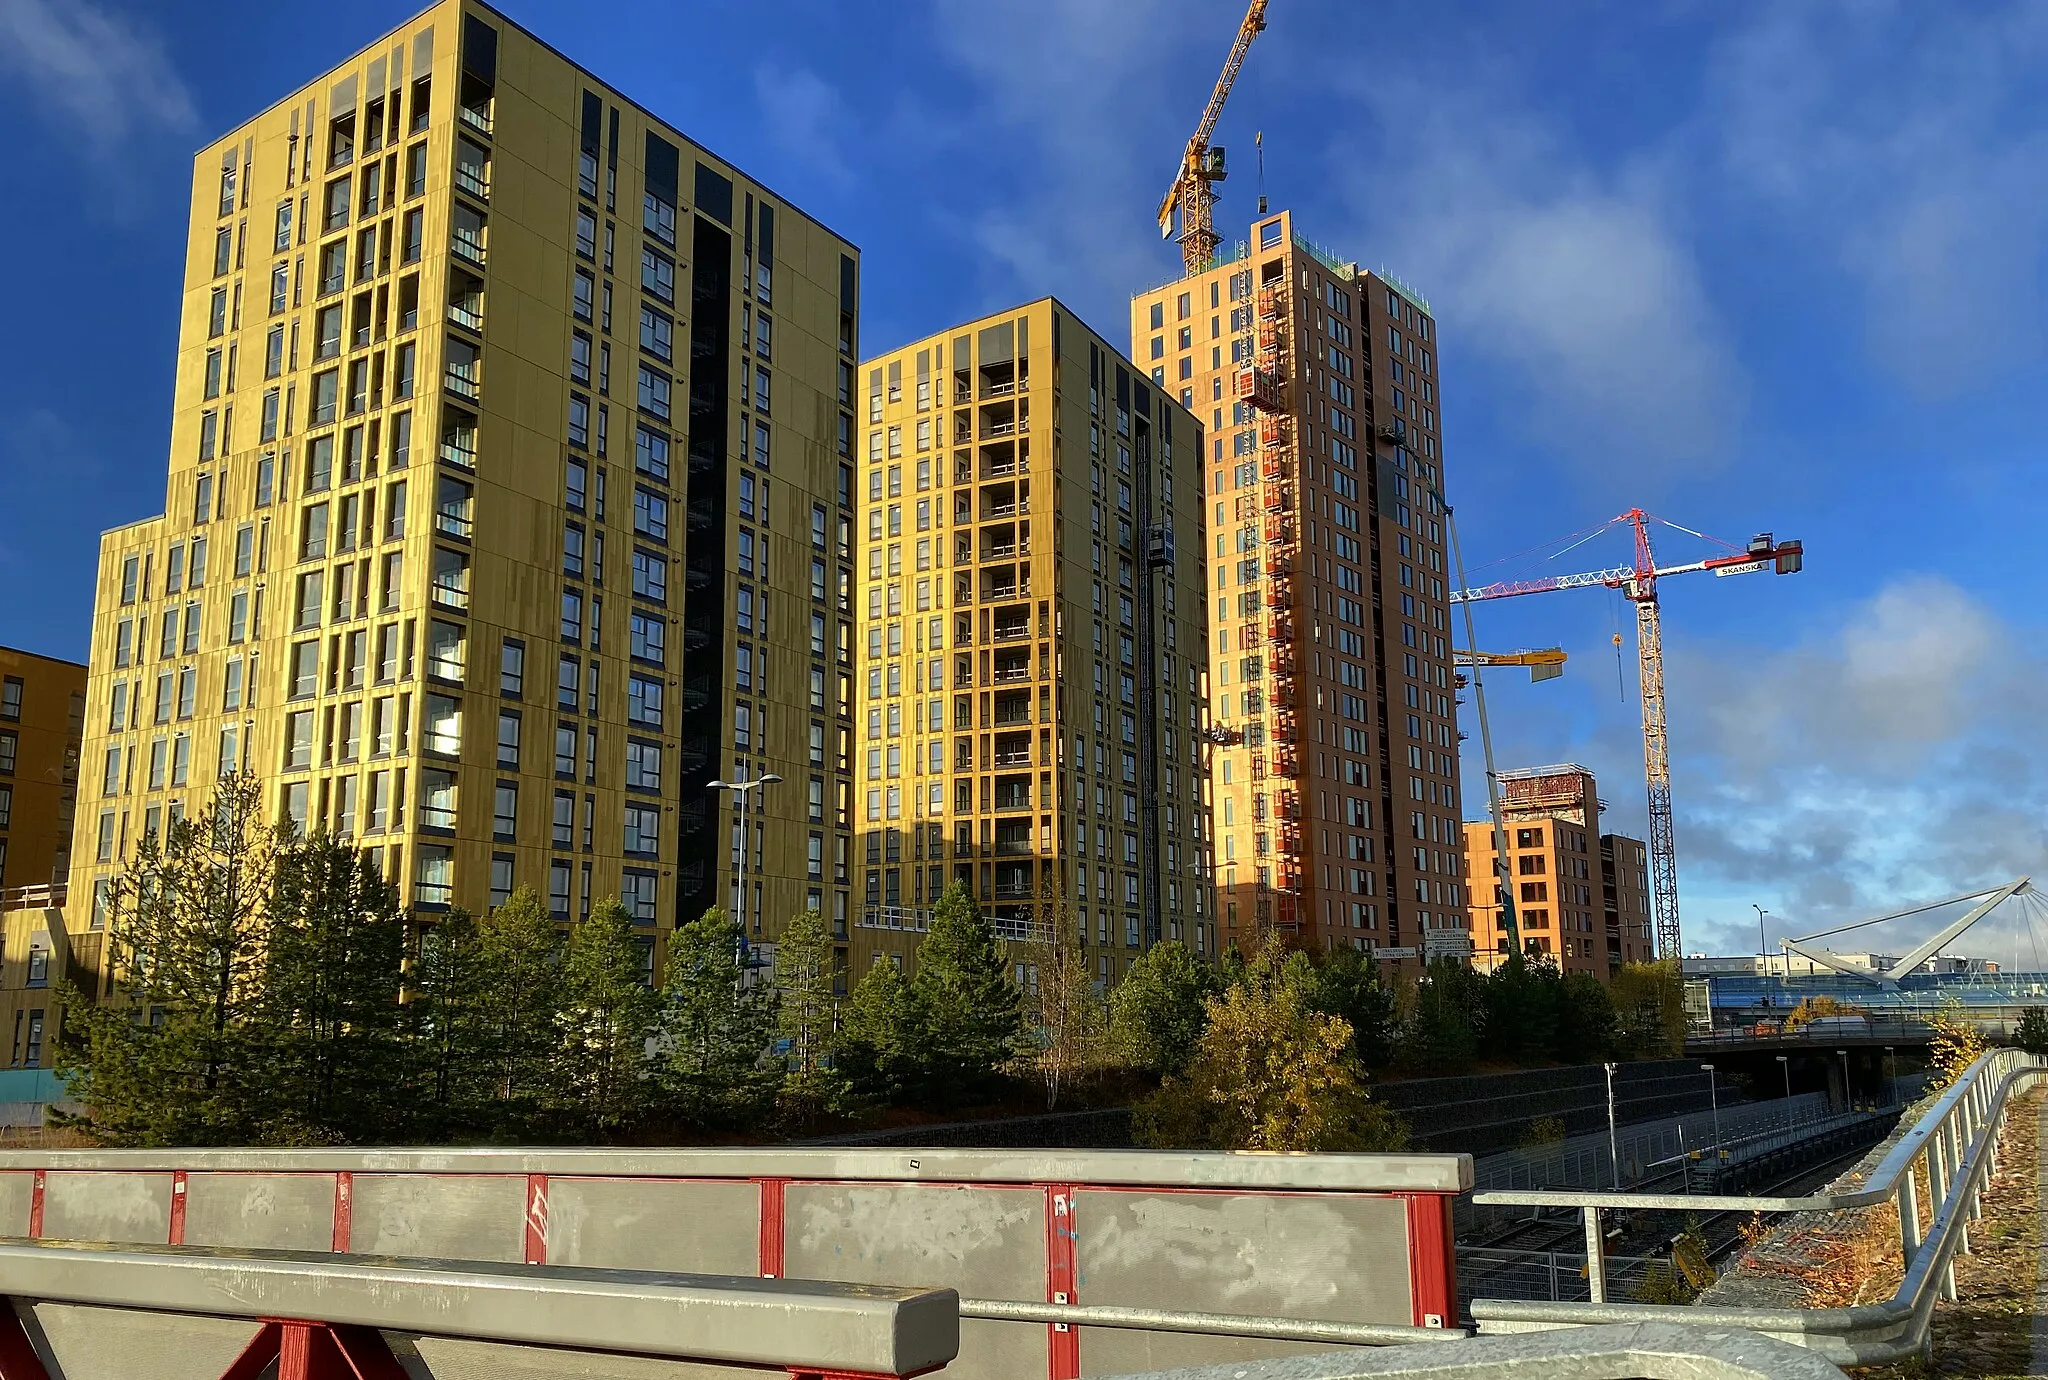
1457,1247,1670,1304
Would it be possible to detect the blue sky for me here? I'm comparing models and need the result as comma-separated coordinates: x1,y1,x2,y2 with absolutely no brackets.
1,0,2044,955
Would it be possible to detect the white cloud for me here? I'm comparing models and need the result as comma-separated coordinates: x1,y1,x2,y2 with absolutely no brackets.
1668,576,2048,949
0,0,197,155
920,0,1193,326
1325,80,1747,485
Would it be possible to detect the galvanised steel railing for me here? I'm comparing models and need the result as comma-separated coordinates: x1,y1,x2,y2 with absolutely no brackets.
1463,1048,2046,1367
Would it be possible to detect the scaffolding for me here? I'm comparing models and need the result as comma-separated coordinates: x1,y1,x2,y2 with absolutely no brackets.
1235,281,1302,933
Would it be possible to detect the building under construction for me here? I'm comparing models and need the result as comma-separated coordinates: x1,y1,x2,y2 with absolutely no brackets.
1131,209,1466,969
1461,764,1654,977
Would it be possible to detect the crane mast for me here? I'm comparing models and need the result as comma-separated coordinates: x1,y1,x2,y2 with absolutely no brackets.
1157,0,1272,273
1450,509,1804,960
1626,514,1680,961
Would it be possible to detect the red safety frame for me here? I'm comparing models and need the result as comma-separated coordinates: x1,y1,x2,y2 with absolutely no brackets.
1403,1193,1456,1328
1043,1184,1079,1380
1,1162,1461,1377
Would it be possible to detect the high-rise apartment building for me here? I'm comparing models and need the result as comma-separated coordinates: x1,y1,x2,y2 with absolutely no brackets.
68,2,860,975
852,301,1214,983
0,648,86,901
1131,210,1465,969
1461,764,1654,975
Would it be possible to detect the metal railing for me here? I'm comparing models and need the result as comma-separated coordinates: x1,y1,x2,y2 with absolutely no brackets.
0,883,64,912
1688,1019,1937,1046
856,904,929,932
1467,1048,2047,1366
0,1239,955,1378
1105,1321,1848,1379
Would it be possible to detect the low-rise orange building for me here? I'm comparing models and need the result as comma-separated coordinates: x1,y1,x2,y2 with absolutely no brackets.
1463,764,1653,978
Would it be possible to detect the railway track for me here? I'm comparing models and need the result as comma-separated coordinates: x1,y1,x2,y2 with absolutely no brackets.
1456,1141,1878,1302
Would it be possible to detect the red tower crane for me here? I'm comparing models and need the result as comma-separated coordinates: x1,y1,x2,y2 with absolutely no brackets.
1449,510,1804,960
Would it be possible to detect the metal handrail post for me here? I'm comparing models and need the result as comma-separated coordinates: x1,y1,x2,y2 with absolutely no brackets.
1895,1157,1920,1266
1584,1207,1605,1305
1948,1121,1972,1251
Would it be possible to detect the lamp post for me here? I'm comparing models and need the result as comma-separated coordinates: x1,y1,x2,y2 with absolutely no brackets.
1603,1062,1620,1188
1701,1062,1722,1155
1884,1045,1897,1106
706,774,782,950
1753,904,1770,974
1776,1053,1792,1120
1838,1048,1852,1112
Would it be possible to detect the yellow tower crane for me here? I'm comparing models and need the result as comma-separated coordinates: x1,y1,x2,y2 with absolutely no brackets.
1454,648,1568,683
1157,0,1272,274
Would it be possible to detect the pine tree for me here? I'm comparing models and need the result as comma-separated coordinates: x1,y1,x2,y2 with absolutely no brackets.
910,881,1024,1104
835,958,922,1103
1553,971,1618,1062
477,886,565,1128
57,774,283,1146
403,908,496,1139
1303,944,1397,1069
658,907,776,1131
261,830,408,1143
773,908,848,1128
2016,1007,2048,1057
1399,956,1482,1074
1109,938,1218,1076
557,899,660,1137
1478,951,1559,1064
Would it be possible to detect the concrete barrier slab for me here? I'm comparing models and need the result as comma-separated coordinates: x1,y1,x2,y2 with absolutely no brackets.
42,1172,171,1246
182,1172,335,1252
546,1177,758,1275
353,1173,523,1262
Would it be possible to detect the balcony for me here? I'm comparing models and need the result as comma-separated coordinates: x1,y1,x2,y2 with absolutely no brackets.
455,166,490,201
440,437,477,470
992,908,1054,943
859,905,932,933
459,99,494,137
447,297,483,334
994,781,1032,811
991,616,1032,643
444,363,481,401
450,232,486,270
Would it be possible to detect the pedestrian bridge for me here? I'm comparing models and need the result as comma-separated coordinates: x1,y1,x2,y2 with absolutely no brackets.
0,1144,1468,1379
0,1126,1950,1379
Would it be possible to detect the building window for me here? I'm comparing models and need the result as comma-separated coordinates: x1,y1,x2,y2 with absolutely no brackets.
416,846,453,907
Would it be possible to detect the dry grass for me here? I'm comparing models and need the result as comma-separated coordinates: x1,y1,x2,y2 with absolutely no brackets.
1851,1089,2041,1379
0,1124,96,1150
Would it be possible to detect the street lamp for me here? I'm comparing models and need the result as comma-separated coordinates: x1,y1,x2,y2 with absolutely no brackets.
707,774,782,942
1603,1062,1620,1188
1701,1062,1722,1155
1884,1046,1897,1107
1753,904,1770,973
1776,1054,1792,1119
1838,1048,1851,1112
